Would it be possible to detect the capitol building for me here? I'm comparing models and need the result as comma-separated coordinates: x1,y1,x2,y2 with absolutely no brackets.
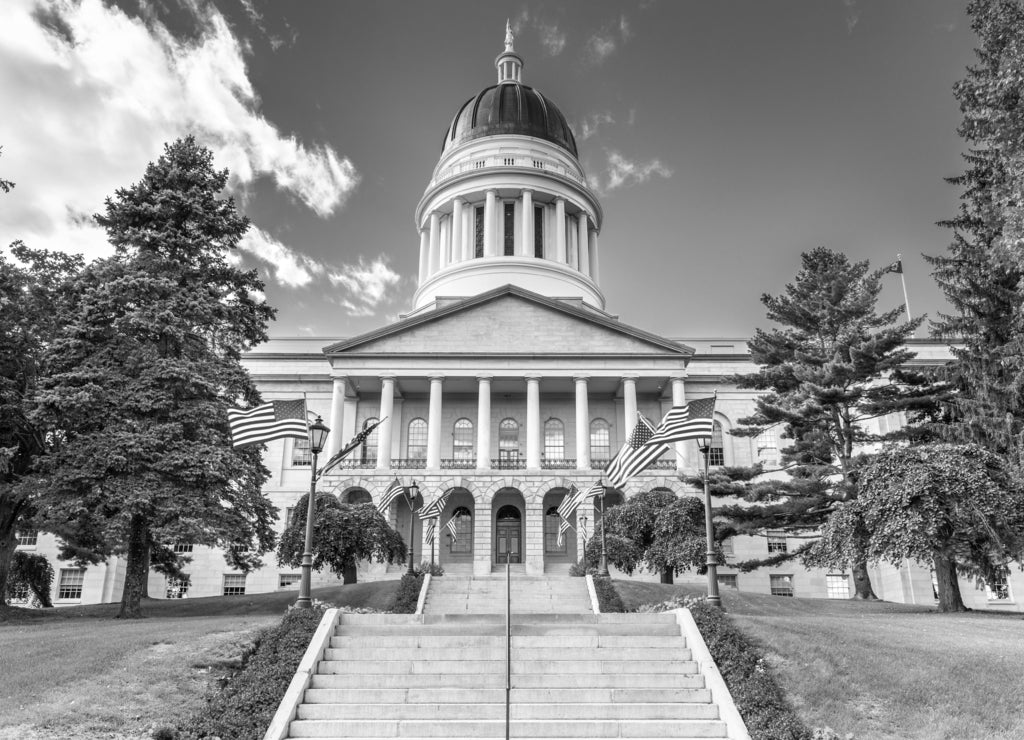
14,28,1021,613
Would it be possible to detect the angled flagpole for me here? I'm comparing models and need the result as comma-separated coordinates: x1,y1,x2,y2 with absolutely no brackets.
897,253,912,323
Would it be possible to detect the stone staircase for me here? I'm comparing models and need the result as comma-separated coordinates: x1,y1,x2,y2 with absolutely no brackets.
423,574,594,614
275,574,738,739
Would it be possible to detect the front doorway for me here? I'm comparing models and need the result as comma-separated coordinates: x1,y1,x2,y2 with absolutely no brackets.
495,504,522,564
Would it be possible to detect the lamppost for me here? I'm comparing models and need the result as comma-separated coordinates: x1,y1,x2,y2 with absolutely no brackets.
296,415,330,609
579,513,589,564
598,481,610,577
405,481,419,574
696,435,723,609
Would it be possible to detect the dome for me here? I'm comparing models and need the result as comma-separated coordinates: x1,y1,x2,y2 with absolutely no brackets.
441,82,578,158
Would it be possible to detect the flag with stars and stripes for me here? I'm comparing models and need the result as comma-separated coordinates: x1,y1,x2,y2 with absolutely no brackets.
227,399,308,449
418,490,451,520
319,417,386,476
444,517,459,543
376,478,405,515
644,396,717,447
604,413,668,488
556,483,602,546
424,518,436,544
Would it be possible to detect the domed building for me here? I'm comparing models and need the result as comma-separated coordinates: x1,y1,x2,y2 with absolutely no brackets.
20,27,1018,613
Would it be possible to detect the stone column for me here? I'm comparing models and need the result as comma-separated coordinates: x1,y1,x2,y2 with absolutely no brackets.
574,375,591,470
439,216,450,269
376,376,395,469
484,190,497,257
427,375,444,469
327,377,348,456
452,199,464,265
622,375,638,439
526,374,541,469
671,374,688,472
473,498,492,576
577,213,590,276
520,189,533,257
554,198,567,263
428,212,441,275
589,228,600,284
476,374,492,470
525,494,545,576
418,229,429,284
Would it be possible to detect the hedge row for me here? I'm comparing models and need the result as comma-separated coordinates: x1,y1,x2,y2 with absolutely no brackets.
389,572,424,613
590,575,626,612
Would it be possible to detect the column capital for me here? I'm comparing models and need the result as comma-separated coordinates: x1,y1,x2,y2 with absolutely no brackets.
554,196,565,204
521,187,533,195
428,373,445,383
380,373,397,382
485,188,498,195
573,374,590,383
476,373,493,382
524,373,542,382
670,371,688,381
621,373,640,381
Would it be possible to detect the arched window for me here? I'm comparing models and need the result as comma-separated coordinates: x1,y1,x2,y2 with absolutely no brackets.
544,419,564,461
453,418,474,460
590,419,611,461
408,418,428,460
448,506,472,553
544,505,567,553
291,437,311,466
708,421,725,467
361,417,379,463
499,418,519,462
343,489,373,505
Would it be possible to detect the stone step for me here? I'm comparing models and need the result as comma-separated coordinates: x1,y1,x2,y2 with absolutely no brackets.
287,718,729,738
309,673,707,689
318,659,699,675
303,688,712,705
296,702,720,721
323,646,692,662
334,623,682,637
329,635,685,649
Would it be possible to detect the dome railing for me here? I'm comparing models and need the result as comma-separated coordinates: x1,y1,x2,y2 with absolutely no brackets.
429,152,586,189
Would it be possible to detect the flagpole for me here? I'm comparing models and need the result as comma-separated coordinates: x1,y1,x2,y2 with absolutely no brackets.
897,253,912,324
598,480,610,578
698,391,722,610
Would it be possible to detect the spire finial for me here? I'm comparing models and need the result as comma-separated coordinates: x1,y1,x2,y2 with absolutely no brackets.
505,19,514,51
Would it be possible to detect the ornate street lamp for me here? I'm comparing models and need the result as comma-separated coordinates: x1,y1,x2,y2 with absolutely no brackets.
696,434,723,609
598,481,610,577
405,481,420,574
296,415,330,609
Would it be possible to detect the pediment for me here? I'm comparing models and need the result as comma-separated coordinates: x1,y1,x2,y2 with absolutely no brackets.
324,286,692,357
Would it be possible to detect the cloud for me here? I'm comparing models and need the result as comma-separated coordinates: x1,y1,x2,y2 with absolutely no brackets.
511,8,566,57
584,14,633,65
574,112,615,142
842,0,860,34
0,0,357,262
589,150,673,194
328,258,403,317
239,227,325,288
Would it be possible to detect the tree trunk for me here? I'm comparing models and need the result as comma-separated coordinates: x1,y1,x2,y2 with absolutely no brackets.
850,559,878,600
933,552,968,612
118,514,149,619
140,545,150,598
343,562,358,584
660,568,674,584
0,494,24,608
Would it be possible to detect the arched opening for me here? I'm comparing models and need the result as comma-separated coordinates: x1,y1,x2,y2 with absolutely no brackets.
341,488,372,505
542,488,578,570
492,491,524,565
437,488,475,572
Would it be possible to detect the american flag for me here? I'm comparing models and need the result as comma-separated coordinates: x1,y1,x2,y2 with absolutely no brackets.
227,399,307,449
605,413,668,488
376,478,405,515
556,483,601,546
418,490,451,520
424,518,436,544
319,417,386,476
645,396,717,447
445,517,459,543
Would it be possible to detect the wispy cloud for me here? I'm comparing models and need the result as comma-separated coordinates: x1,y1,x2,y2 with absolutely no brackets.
589,151,673,194
239,227,325,288
842,0,860,34
584,14,632,65
329,258,403,317
0,0,356,261
512,8,566,56
574,112,616,142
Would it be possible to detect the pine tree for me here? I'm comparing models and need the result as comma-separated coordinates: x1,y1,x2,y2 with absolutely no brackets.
925,0,1024,463
707,248,937,599
32,137,277,618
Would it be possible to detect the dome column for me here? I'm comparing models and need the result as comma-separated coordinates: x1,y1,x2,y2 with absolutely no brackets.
577,213,590,276
554,198,567,263
452,198,465,265
418,228,429,284
520,190,534,257
484,190,498,257
428,212,441,275
589,227,600,284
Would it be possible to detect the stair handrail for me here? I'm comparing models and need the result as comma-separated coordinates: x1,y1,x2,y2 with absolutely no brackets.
505,550,511,740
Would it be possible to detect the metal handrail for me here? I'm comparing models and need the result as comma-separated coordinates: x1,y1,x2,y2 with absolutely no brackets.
505,550,511,740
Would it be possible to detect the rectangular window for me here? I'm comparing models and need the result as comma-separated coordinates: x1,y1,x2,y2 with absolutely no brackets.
15,530,38,547
284,507,295,530
503,203,515,256
985,572,1012,601
544,511,567,553
279,574,301,588
291,437,312,466
58,568,85,600
503,157,515,166
532,159,544,169
474,206,484,258
448,512,472,554
172,543,193,553
534,206,544,258
9,582,30,603
718,574,738,589
165,577,189,599
826,574,850,599
756,428,780,467
707,422,725,466
721,538,734,557
770,574,794,597
223,574,247,596
767,531,788,553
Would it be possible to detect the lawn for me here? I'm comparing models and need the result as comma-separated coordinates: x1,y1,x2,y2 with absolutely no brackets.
617,581,1024,740
0,581,399,740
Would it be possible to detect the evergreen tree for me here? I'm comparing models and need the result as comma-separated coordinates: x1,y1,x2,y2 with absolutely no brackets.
708,248,936,599
926,0,1024,463
32,137,276,618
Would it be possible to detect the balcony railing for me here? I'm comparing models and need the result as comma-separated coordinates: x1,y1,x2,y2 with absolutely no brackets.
391,458,427,469
541,458,577,470
318,456,678,473
440,458,476,470
492,458,523,470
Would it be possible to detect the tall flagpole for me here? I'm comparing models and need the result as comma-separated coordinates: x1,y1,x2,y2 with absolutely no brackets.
897,253,912,323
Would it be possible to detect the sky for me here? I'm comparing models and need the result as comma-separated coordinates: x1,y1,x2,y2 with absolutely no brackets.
0,0,978,340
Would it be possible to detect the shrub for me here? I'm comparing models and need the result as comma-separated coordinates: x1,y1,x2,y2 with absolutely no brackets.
390,572,424,613
567,560,596,577
591,576,625,613
178,606,328,740
6,551,54,607
417,561,444,576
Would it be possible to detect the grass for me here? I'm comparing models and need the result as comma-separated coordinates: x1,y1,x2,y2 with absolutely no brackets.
0,581,399,740
618,581,1024,740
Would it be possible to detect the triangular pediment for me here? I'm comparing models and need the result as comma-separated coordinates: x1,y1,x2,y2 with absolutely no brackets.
324,286,692,357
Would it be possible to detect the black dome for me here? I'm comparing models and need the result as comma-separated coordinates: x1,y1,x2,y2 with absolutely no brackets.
441,82,578,157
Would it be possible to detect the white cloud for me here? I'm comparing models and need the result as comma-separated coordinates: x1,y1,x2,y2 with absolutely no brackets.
328,257,403,317
239,227,324,288
584,14,633,65
575,112,615,142
0,0,357,262
842,0,860,34
590,150,673,194
511,8,566,57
